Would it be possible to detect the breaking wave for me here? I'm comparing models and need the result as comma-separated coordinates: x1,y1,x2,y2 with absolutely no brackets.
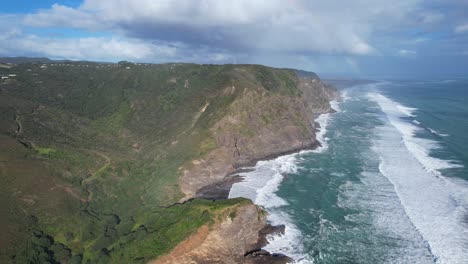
229,100,340,263
369,92,468,264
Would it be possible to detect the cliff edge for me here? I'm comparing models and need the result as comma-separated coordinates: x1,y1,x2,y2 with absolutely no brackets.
173,67,337,263
151,203,291,264
181,68,338,199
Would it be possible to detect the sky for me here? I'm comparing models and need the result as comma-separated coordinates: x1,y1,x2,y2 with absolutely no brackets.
1,0,468,78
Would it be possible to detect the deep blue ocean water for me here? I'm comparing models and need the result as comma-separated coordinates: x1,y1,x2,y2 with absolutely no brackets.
230,80,468,264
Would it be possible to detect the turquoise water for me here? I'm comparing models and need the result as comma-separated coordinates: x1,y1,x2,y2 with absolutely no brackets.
230,80,468,264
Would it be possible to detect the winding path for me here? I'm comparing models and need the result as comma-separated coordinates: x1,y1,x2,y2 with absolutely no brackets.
81,150,112,202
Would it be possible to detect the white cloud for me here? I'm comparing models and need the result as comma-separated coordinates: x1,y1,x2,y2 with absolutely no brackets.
399,49,416,56
0,15,23,40
0,32,174,61
412,37,429,43
24,4,101,29
455,24,468,33
0,27,238,64
21,0,428,56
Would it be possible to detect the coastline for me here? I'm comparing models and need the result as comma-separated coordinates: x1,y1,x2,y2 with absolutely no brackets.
191,103,339,263
194,107,339,201
161,76,340,263
179,75,340,201
230,98,340,262
195,140,322,200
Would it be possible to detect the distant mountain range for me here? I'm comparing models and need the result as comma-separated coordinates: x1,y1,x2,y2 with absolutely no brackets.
0,57,115,65
0,57,52,64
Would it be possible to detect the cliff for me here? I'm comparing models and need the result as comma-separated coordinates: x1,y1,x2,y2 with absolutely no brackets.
181,70,338,198
173,67,337,263
0,62,337,263
151,203,291,264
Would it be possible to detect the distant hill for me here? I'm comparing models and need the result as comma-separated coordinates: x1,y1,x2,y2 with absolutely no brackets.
294,69,319,79
0,57,114,65
0,57,52,64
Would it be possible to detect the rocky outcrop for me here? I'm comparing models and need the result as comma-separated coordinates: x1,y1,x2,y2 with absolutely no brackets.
181,75,338,198
151,203,290,264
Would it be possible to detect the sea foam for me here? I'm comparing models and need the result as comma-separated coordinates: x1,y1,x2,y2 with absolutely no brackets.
229,153,310,262
427,127,449,137
228,100,340,263
369,92,468,264
368,93,462,172
313,100,338,153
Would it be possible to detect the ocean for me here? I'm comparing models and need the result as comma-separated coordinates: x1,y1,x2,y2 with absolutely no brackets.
229,79,468,264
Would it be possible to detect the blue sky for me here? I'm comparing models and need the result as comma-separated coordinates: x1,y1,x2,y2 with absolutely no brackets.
1,0,81,13
1,0,468,78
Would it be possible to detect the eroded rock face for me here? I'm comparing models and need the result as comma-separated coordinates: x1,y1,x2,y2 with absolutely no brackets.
181,77,338,198
244,252,292,264
151,204,280,264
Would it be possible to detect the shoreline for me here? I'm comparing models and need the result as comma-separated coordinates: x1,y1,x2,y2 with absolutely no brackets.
192,104,338,263
195,140,322,200
174,76,341,263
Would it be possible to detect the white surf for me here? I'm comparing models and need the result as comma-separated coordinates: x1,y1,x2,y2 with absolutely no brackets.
369,92,468,264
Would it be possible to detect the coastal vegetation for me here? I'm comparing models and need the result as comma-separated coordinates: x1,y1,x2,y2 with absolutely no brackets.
0,61,334,263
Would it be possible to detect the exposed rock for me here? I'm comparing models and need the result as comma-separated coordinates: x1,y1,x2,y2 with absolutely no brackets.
254,224,286,249
151,211,293,264
195,176,243,200
132,142,142,151
151,203,270,264
181,76,338,198
175,75,337,263
244,249,292,264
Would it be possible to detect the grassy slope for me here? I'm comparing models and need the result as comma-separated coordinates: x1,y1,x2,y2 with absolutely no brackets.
0,62,304,263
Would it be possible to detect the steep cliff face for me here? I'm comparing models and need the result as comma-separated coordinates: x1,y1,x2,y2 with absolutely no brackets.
181,74,338,198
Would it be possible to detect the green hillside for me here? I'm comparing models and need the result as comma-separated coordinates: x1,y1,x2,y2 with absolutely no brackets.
0,62,314,263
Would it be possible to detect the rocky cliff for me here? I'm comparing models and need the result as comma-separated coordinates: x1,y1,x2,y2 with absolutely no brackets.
151,203,291,264
172,69,337,263
181,71,338,199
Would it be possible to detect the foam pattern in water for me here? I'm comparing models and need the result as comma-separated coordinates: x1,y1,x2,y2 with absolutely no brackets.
369,92,468,264
228,101,339,263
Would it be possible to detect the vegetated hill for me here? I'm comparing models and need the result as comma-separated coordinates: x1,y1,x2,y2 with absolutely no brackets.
293,69,319,79
0,57,52,64
0,62,337,263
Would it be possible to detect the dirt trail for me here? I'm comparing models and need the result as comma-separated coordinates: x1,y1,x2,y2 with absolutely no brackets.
13,106,41,148
82,151,111,184
80,150,112,202
92,151,111,166
14,115,22,135
14,115,35,149
63,186,89,202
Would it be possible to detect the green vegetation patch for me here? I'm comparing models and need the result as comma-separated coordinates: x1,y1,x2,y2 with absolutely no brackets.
253,65,301,96
91,102,132,135
12,198,250,264
35,146,56,155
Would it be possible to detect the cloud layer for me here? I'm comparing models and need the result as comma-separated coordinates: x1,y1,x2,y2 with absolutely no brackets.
1,0,468,76
21,0,431,56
